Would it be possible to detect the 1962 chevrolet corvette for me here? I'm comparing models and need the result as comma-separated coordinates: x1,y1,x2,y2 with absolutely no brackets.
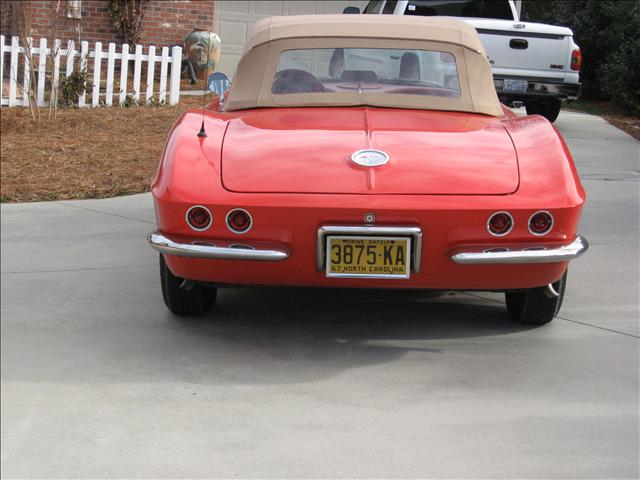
148,15,588,324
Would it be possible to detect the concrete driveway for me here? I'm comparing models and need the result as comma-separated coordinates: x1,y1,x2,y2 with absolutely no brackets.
1,110,638,478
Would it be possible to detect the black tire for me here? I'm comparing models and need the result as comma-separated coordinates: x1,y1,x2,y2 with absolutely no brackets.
505,270,567,325
159,254,216,315
525,99,562,122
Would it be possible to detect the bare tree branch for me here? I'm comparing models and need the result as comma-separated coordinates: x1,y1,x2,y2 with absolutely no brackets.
10,0,39,121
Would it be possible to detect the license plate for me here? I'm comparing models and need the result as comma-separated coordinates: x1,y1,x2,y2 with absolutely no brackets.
503,79,528,93
326,236,410,279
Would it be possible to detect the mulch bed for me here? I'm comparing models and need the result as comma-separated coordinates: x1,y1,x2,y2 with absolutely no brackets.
0,95,209,203
602,115,640,141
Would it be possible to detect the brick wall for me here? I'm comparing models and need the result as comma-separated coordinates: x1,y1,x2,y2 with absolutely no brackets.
0,3,12,39
0,0,215,49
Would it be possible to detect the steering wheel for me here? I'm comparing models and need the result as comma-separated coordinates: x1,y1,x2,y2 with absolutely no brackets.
272,69,325,94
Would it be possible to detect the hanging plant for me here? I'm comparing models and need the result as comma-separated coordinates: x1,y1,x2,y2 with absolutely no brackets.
109,0,147,45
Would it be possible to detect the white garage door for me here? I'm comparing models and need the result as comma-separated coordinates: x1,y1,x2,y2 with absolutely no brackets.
214,0,369,76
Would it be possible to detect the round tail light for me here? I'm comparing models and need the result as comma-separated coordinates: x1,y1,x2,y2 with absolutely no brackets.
529,211,553,236
226,208,252,233
186,205,212,231
487,211,513,236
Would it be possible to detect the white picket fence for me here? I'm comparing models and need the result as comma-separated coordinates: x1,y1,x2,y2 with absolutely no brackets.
0,34,183,108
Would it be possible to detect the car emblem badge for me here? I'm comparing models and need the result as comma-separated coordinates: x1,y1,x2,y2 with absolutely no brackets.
364,213,376,224
351,149,389,167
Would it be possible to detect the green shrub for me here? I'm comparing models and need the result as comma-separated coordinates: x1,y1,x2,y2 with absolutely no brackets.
521,0,640,115
120,94,139,107
599,38,640,115
58,70,91,107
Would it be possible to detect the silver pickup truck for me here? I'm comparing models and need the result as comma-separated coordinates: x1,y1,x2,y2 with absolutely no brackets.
355,0,581,122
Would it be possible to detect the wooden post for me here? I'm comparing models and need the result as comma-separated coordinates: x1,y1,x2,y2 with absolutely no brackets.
92,41,102,107
133,44,143,103
145,45,156,104
8,36,19,107
105,42,116,106
78,41,88,107
158,46,169,104
36,37,47,106
22,37,33,107
51,39,62,108
119,43,129,105
0,35,4,105
169,46,182,106
65,40,75,77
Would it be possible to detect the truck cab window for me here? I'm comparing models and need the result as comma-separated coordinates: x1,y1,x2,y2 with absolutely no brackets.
405,0,513,20
364,0,384,14
382,1,398,14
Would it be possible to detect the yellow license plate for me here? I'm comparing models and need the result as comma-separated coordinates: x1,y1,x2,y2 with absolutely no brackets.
326,236,411,279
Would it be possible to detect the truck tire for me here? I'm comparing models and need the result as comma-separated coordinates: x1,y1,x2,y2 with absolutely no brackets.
159,254,216,315
526,100,562,122
505,270,567,325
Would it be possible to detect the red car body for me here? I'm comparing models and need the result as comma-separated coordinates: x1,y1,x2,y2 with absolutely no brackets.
149,15,587,322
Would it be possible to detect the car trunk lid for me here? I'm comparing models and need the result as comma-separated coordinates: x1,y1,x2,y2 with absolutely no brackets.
220,107,519,195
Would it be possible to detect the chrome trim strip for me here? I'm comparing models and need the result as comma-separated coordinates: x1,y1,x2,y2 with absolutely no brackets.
450,235,588,264
477,28,567,40
316,225,422,273
148,232,288,261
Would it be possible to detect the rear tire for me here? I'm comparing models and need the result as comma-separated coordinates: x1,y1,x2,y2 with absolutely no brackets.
525,100,562,122
505,271,567,325
159,254,216,315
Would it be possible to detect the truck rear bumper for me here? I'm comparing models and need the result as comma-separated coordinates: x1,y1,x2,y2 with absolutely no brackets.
494,78,580,103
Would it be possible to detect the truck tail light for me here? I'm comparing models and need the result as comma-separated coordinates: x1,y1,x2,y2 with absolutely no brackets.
571,48,582,71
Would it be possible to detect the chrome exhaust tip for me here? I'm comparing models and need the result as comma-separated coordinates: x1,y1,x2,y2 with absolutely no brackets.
545,283,560,298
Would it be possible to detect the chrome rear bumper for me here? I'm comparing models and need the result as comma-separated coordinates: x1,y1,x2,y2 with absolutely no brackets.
150,230,587,266
494,78,581,102
148,232,289,261
450,235,588,264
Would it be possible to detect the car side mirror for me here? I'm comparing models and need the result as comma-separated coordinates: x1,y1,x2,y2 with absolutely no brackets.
343,6,361,14
207,72,231,96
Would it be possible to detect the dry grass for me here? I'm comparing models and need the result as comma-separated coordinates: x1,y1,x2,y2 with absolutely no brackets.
0,95,210,202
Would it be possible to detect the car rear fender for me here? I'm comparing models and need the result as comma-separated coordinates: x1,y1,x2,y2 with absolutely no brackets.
504,115,585,207
151,109,228,202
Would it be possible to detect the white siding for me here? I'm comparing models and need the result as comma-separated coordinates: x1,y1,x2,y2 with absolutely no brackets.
214,0,369,77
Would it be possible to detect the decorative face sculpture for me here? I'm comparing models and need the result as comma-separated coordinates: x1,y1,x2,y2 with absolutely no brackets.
183,30,221,79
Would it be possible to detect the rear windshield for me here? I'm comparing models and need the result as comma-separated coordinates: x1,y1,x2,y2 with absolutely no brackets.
273,48,461,98
404,0,514,20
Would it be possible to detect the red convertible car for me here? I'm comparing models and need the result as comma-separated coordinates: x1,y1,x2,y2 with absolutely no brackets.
148,15,588,324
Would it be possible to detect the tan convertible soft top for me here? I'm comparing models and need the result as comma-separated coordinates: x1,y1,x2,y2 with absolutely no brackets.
224,15,503,116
